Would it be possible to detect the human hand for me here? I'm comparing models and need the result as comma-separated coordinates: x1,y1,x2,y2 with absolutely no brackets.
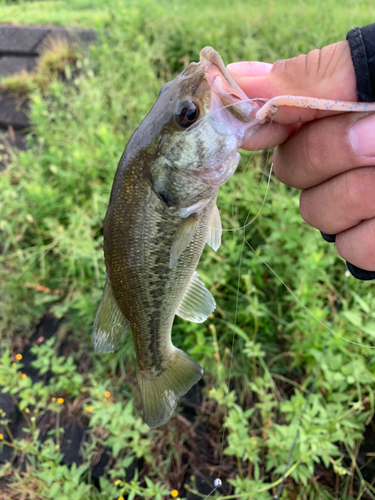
227,41,375,275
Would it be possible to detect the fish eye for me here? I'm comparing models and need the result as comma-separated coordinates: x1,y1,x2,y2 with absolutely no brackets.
174,100,200,128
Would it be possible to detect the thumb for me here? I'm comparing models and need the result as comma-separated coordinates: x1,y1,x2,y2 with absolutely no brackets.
227,40,357,125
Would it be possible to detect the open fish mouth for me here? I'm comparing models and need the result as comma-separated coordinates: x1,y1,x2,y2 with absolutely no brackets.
199,46,260,123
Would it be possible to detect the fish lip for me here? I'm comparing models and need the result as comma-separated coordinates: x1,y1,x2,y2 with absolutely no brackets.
199,46,258,121
199,47,249,101
199,46,237,90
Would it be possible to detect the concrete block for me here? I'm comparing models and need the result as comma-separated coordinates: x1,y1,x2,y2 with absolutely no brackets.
34,27,97,54
0,25,50,55
0,55,38,78
0,92,29,129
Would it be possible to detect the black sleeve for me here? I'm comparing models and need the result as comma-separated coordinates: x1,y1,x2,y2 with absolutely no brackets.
321,24,375,281
347,23,375,102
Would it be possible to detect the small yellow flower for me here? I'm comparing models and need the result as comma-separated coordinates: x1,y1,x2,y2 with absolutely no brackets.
104,391,111,398
171,490,179,498
0,434,3,440
57,398,64,404
11,363,16,368
21,373,27,380
51,397,56,402
86,406,94,413
113,480,121,486
24,408,30,414
15,354,22,361
118,497,124,500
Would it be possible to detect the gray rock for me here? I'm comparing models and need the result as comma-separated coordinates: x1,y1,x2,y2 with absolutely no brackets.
34,27,97,54
0,25,97,57
0,25,50,55
0,92,29,129
0,55,38,78
0,131,26,170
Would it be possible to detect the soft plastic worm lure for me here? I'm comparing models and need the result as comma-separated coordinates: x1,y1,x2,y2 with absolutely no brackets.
256,95,375,121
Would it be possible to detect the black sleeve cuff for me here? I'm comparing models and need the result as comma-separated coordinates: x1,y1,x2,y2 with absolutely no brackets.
346,23,375,102
346,262,375,281
320,232,375,280
320,232,336,243
339,24,375,280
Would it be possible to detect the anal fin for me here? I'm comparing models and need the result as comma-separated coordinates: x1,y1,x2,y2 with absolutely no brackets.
176,271,216,323
93,280,130,353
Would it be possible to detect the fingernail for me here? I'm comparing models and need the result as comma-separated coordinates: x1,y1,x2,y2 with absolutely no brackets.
227,61,273,77
349,114,375,157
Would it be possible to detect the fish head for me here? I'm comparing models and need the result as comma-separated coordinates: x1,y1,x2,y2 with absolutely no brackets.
128,47,263,211
156,46,262,175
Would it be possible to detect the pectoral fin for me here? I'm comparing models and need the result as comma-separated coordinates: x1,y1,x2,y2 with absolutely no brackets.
170,215,200,268
177,198,211,218
176,271,216,323
93,280,130,353
206,204,222,251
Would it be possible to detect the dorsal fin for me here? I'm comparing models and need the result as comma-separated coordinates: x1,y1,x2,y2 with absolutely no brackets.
176,271,216,323
93,280,130,353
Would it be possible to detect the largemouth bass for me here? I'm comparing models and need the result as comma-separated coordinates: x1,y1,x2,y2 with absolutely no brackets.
93,47,263,428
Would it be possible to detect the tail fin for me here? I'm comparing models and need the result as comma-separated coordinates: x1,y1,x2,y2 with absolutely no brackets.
137,347,203,428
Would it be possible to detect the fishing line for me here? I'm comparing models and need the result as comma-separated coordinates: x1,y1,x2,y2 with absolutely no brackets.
243,239,375,350
228,116,275,229
197,111,288,498
205,149,275,499
202,479,223,500
225,159,273,232
216,233,245,482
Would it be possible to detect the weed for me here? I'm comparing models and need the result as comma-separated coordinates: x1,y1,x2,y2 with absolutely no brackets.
0,39,80,96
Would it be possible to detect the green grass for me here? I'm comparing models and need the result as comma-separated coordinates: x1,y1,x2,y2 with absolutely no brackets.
1,39,80,95
1,0,375,499
0,0,111,27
